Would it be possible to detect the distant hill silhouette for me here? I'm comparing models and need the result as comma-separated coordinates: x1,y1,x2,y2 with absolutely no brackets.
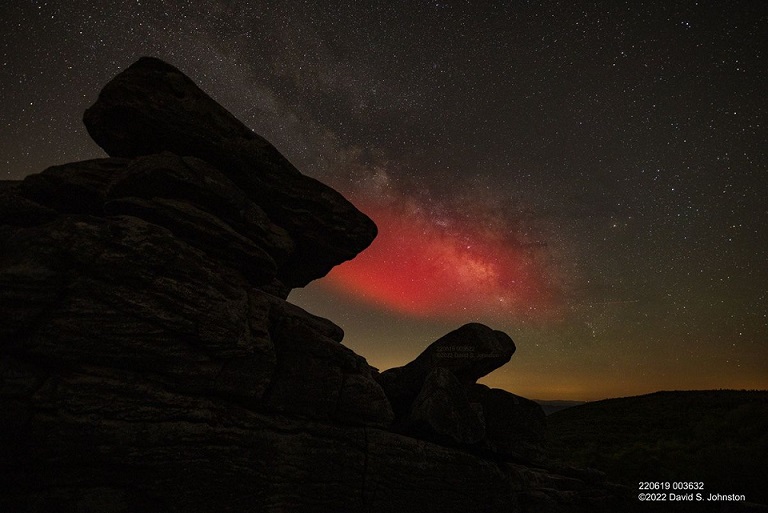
535,399,585,415
546,390,768,507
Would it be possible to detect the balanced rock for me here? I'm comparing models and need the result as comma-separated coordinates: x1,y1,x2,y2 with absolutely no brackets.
379,322,516,420
83,56,376,287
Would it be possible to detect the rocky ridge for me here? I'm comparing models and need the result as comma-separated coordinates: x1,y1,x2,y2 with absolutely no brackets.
0,57,629,512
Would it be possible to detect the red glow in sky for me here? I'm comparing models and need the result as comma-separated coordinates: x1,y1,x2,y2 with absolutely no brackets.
324,200,560,320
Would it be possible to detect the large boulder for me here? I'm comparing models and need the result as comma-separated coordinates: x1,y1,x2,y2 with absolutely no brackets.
83,56,376,287
379,322,516,420
16,154,297,293
106,152,296,268
376,324,542,456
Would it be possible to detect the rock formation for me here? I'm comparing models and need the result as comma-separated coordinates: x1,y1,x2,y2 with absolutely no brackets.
0,57,630,512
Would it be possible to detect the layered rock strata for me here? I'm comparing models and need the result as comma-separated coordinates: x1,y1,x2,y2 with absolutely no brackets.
0,57,629,513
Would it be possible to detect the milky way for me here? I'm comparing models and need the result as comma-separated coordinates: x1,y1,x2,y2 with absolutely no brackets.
325,196,561,320
2,0,766,399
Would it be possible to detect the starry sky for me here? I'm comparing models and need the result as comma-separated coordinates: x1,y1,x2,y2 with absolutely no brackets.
2,1,766,400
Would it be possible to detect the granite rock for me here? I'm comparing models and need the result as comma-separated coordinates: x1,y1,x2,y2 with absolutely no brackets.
379,322,516,420
83,56,376,287
406,367,486,446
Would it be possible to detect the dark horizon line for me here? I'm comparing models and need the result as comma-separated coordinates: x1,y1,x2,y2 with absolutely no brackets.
534,387,768,405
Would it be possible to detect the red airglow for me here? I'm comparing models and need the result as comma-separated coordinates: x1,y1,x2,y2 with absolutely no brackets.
324,200,560,320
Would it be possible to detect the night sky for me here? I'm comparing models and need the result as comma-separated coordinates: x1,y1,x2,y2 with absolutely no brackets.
3,1,766,400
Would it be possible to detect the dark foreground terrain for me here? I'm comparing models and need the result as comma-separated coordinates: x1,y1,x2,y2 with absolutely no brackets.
1,57,635,513
536,399,586,416
546,390,768,508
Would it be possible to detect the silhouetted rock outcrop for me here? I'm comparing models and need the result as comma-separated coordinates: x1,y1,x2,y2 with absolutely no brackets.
378,323,516,416
0,57,631,512
376,323,541,452
83,56,376,289
406,367,486,446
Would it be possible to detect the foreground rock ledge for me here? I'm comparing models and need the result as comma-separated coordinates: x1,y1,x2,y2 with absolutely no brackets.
0,57,630,513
